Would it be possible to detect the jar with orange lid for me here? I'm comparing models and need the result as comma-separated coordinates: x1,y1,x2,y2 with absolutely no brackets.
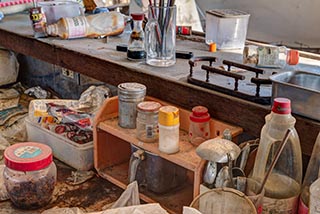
3,142,57,209
189,106,211,146
136,101,162,143
158,106,180,154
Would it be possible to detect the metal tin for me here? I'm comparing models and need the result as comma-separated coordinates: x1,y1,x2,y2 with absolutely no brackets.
118,82,146,128
270,71,320,121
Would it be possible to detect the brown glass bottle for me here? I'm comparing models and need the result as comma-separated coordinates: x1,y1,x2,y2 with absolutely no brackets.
127,13,146,61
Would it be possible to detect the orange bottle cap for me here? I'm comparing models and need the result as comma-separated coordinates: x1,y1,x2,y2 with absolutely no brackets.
287,49,299,65
209,43,217,52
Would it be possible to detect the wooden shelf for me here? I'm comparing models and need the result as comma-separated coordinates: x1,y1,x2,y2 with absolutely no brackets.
93,96,243,213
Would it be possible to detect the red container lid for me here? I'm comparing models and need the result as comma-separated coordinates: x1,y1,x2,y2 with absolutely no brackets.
4,142,53,171
190,106,210,123
131,13,145,21
272,98,291,114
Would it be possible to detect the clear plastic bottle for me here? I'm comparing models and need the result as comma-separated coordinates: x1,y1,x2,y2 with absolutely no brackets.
188,106,210,146
299,132,320,214
158,106,180,154
3,142,57,209
309,176,320,214
127,13,146,61
251,97,302,213
46,11,125,39
243,45,299,68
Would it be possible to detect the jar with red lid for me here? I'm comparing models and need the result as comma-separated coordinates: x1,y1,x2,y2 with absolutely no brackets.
189,106,211,146
3,142,57,209
136,101,161,143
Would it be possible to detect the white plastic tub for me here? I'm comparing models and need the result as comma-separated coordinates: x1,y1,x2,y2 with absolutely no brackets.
205,9,250,50
25,118,93,171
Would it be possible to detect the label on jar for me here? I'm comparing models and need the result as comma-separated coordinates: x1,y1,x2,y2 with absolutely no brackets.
14,146,42,159
65,16,87,39
262,195,299,213
257,47,280,67
146,124,154,138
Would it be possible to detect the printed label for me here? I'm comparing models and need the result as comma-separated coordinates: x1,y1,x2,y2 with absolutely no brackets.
262,195,299,214
66,16,87,38
146,124,154,138
14,146,42,158
257,47,280,67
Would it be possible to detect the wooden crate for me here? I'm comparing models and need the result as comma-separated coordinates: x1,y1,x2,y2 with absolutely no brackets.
93,96,243,214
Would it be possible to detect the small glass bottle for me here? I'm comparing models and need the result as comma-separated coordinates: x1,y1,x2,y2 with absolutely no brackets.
136,101,161,143
243,45,299,68
158,106,180,154
251,98,302,213
127,13,146,61
189,106,210,146
3,142,57,209
299,132,320,214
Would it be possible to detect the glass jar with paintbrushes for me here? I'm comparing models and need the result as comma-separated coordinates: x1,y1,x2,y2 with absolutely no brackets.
145,0,176,67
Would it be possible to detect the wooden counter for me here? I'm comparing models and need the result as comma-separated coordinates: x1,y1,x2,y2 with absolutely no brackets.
0,13,319,156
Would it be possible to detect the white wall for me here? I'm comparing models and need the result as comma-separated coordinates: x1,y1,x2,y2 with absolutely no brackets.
196,0,320,48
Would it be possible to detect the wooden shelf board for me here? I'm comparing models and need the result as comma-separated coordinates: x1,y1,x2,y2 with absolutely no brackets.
97,162,193,214
97,118,201,171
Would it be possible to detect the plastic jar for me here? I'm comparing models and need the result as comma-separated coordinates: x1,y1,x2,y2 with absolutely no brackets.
3,142,57,209
136,101,161,143
118,82,146,129
189,106,210,146
158,106,180,154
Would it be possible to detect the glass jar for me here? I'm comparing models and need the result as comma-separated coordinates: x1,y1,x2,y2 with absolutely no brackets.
158,106,180,154
189,106,210,146
118,82,146,129
136,101,161,143
127,13,146,61
243,45,299,68
3,142,57,209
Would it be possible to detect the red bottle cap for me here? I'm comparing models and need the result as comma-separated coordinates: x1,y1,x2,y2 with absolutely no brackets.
272,98,291,114
287,49,299,65
190,106,210,123
131,13,145,21
4,142,53,171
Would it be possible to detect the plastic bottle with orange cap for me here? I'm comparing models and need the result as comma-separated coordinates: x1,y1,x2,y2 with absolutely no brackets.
243,45,299,68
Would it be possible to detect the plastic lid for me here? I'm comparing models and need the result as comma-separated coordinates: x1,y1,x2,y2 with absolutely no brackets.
4,142,53,171
272,98,291,114
137,101,161,112
158,106,179,126
190,106,210,123
287,49,299,65
131,13,144,21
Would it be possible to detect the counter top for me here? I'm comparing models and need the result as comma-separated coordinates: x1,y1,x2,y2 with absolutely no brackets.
0,13,319,155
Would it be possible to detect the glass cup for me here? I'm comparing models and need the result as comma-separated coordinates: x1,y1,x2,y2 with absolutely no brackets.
145,5,176,67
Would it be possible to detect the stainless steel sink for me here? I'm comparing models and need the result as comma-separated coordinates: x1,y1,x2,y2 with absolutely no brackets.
270,71,320,121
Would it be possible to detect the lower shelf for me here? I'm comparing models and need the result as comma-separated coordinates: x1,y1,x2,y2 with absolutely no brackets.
98,162,194,214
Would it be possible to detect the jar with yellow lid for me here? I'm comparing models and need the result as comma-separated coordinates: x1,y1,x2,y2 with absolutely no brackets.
158,106,180,154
